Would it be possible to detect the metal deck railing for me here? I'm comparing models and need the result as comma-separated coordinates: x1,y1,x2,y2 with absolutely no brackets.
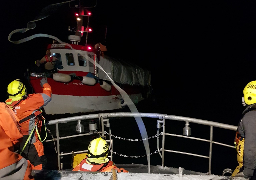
46,112,237,174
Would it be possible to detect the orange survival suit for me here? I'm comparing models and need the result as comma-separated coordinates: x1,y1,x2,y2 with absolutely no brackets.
72,157,128,173
0,103,34,180
6,79,52,170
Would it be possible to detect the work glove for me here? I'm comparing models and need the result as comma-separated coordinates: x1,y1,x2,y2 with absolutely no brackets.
40,77,48,87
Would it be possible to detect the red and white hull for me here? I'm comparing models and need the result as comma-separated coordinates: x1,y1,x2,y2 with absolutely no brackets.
30,76,144,114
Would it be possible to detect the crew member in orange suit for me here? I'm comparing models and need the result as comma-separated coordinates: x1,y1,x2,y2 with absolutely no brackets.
5,78,52,170
39,49,57,72
0,102,34,180
72,137,128,173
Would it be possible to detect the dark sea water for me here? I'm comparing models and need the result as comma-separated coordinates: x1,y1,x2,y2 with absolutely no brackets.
43,94,238,176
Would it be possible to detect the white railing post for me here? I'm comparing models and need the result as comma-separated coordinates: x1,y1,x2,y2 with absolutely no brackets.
100,116,105,137
209,126,213,174
56,123,61,170
100,116,113,161
157,119,163,158
161,117,166,167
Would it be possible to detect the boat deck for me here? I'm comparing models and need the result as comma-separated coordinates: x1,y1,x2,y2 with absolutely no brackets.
31,164,247,180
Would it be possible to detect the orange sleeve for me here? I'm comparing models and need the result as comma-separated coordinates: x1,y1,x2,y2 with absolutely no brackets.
42,83,52,97
0,103,23,144
72,164,80,171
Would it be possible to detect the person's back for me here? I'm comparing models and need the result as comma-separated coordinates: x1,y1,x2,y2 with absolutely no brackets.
0,102,34,180
5,78,52,170
72,137,128,173
232,80,256,179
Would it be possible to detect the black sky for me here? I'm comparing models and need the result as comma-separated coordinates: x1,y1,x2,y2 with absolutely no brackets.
1,0,256,125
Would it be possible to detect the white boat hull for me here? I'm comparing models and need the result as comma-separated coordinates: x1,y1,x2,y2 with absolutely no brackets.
43,93,144,114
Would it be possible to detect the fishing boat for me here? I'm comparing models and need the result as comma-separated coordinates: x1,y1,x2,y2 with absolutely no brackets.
28,41,151,115
13,0,152,115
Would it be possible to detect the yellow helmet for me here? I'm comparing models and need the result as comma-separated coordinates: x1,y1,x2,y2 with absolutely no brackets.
7,79,27,101
87,137,109,164
243,80,256,105
88,137,109,157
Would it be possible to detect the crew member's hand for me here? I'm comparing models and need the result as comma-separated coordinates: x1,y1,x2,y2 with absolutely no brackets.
40,77,48,87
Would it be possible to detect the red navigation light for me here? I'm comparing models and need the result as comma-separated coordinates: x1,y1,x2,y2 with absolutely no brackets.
85,27,93,32
75,13,79,16
87,12,91,16
87,46,92,50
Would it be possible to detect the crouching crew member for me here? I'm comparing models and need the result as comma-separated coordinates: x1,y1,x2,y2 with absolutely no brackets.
73,137,128,173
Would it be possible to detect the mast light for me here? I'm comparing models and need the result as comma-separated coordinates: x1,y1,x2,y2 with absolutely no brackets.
85,27,92,32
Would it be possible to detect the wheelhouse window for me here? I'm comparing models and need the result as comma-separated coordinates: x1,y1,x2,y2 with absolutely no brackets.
66,53,75,66
78,53,87,67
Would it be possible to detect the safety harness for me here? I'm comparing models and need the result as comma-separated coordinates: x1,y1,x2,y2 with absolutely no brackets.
10,98,48,154
20,110,47,154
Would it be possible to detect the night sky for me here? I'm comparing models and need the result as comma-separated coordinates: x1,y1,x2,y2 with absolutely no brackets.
1,0,256,174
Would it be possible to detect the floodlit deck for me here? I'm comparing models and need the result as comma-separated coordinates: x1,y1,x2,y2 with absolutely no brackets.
31,165,246,180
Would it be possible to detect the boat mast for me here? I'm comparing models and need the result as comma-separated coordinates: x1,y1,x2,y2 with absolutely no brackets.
75,0,84,38
74,0,92,45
